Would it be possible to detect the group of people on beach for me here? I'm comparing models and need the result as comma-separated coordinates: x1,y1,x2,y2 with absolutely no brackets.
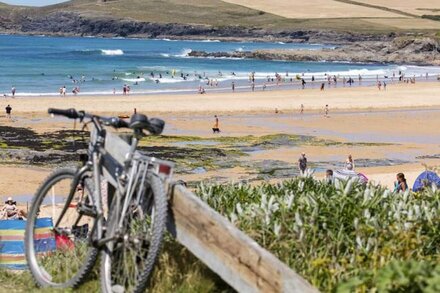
298,153,408,192
23,67,434,97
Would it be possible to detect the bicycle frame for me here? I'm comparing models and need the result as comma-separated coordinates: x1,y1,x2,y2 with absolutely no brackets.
54,117,174,247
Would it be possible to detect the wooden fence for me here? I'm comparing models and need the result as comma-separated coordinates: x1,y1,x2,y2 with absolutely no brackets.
105,130,319,293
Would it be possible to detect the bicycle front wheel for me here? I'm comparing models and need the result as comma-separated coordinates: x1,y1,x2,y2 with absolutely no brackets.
25,167,101,288
101,173,168,293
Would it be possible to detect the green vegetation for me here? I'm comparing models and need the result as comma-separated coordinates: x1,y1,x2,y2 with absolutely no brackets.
0,238,230,293
197,176,440,291
334,0,418,17
423,15,440,22
339,259,440,292
2,176,440,292
142,134,392,148
1,0,438,33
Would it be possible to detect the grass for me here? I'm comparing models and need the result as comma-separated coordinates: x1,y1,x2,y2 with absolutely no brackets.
334,0,418,17
1,0,439,33
0,238,231,293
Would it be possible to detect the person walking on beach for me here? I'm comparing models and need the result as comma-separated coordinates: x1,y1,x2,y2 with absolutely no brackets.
324,105,329,117
61,86,66,96
251,82,255,92
5,104,12,119
320,83,325,91
300,104,304,115
298,153,307,175
212,115,220,133
383,81,387,91
11,86,16,98
377,81,382,90
232,81,235,92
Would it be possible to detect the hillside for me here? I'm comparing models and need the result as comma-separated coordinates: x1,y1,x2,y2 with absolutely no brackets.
0,0,439,41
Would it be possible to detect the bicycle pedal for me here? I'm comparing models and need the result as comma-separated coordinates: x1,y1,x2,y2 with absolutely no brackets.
77,203,97,217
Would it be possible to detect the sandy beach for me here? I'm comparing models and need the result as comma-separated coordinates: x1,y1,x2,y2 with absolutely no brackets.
1,82,440,115
1,82,440,201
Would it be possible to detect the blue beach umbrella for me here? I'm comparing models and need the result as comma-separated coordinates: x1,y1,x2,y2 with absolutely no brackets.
412,171,440,192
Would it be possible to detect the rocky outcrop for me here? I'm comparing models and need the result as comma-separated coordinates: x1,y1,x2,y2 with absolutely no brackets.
189,37,440,65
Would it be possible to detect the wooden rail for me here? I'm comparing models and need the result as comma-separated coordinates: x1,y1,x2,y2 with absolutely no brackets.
105,130,318,293
168,185,318,293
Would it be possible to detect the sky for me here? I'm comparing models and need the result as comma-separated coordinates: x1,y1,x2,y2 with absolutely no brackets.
1,0,68,6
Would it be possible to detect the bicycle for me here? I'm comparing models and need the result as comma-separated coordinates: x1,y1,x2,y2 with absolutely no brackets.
24,108,174,293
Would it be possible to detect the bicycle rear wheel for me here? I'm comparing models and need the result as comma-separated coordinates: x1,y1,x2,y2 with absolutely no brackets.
25,167,101,288
100,173,168,293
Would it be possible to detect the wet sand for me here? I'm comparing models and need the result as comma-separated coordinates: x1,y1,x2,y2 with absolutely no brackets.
1,82,440,115
0,83,439,198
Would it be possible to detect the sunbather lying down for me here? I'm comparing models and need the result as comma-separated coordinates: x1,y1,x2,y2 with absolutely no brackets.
0,197,27,220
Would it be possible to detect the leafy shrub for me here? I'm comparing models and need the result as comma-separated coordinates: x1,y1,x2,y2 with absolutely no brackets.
338,260,440,293
197,176,440,291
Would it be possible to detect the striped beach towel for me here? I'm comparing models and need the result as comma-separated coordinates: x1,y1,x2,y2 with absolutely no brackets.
0,217,55,270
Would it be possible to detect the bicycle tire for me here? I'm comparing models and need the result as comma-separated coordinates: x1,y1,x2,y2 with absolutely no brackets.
100,172,168,293
25,167,101,288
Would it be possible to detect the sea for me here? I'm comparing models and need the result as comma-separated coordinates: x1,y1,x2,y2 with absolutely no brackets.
0,34,439,96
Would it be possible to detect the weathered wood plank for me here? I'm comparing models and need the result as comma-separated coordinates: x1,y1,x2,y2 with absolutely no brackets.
103,130,318,292
169,185,318,293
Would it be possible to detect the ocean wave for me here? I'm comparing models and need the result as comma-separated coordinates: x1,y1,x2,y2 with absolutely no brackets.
73,49,124,56
160,53,170,58
148,77,187,83
101,49,124,56
200,39,221,43
122,77,146,82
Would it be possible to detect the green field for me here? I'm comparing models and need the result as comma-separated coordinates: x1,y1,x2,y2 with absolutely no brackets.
1,0,440,33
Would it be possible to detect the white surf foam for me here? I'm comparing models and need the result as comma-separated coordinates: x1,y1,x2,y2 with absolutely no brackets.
174,48,192,57
101,49,124,56
122,77,146,82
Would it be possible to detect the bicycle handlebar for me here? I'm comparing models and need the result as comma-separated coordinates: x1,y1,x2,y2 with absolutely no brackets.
48,108,129,129
48,108,81,119
48,108,164,134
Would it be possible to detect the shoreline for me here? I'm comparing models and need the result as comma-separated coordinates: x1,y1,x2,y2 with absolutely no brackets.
6,74,440,98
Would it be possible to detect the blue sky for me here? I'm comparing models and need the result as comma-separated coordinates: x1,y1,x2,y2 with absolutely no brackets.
1,0,68,6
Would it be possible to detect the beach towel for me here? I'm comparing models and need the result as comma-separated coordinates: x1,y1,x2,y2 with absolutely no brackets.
334,169,368,184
